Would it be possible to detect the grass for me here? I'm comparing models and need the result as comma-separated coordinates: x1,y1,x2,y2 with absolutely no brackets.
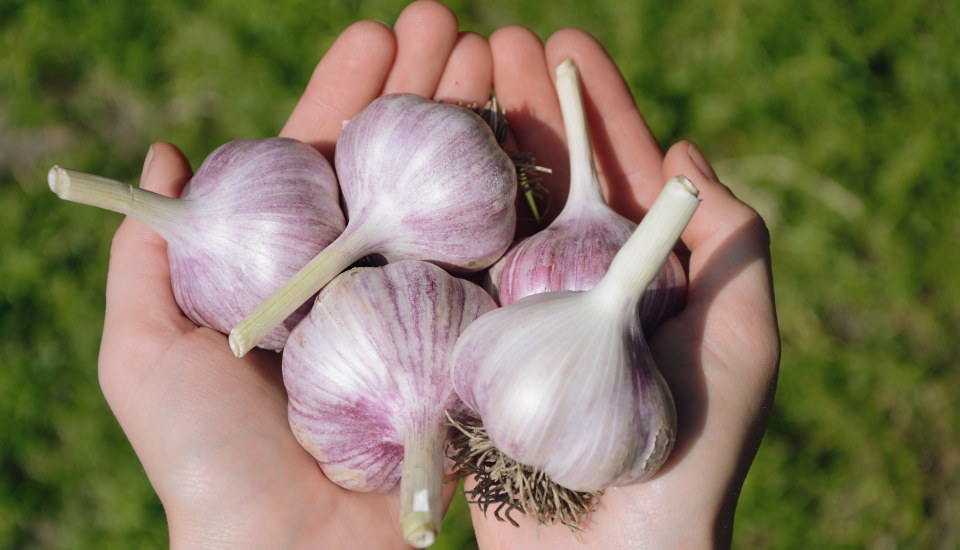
2,0,959,548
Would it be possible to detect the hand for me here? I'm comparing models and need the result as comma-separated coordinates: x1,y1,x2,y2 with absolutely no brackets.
97,2,494,548
467,27,781,549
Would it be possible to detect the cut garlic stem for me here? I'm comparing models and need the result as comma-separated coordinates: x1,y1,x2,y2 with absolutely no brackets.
47,166,183,240
228,226,371,357
591,176,701,307
555,59,605,212
399,426,445,548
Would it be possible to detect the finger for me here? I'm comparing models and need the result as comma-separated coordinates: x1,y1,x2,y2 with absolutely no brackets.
102,143,196,350
382,0,459,97
490,26,569,223
280,20,396,158
664,141,769,266
661,140,779,379
545,28,664,223
648,144,779,513
434,31,493,106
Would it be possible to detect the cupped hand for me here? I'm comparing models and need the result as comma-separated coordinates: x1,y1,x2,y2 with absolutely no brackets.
468,27,781,550
97,2,493,548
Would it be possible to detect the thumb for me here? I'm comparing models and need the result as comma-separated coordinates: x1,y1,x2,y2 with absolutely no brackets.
100,143,194,401
104,142,193,330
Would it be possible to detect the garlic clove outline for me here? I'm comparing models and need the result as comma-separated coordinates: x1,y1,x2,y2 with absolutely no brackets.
282,259,497,547
230,94,517,357
452,176,699,493
492,59,686,332
48,137,345,350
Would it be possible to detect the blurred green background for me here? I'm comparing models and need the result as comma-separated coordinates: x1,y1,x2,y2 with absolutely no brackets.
2,0,958,548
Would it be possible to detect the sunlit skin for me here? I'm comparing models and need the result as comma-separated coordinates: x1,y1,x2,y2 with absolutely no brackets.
98,1,779,548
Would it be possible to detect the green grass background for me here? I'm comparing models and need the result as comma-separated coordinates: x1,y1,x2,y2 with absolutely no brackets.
2,0,958,548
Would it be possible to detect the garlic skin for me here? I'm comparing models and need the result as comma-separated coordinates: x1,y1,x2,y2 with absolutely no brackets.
282,260,497,547
230,94,517,357
48,137,344,350
494,213,686,332
453,292,676,491
335,94,517,271
169,138,344,349
492,59,685,331
452,176,700,493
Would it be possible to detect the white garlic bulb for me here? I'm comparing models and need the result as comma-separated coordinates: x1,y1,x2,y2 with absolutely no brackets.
452,176,700,492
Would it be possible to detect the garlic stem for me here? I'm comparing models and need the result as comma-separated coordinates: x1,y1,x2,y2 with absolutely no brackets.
554,59,605,214
399,425,445,548
228,227,370,357
591,176,700,305
47,166,183,241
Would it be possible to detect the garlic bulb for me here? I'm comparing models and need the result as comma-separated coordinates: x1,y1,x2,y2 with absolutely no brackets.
283,260,496,548
48,137,344,350
452,176,700,493
492,59,685,331
230,94,517,357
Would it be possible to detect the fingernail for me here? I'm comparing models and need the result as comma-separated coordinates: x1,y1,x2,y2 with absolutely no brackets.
140,144,156,186
687,142,718,182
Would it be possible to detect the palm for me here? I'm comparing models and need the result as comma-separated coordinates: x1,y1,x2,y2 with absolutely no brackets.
100,3,778,548
99,2,497,547
467,27,779,549
101,310,405,545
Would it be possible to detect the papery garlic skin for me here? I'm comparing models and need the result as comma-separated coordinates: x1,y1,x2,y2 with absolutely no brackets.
282,260,497,546
169,138,344,349
491,59,685,331
47,137,344,351
495,202,633,298
452,292,675,492
229,94,517,357
494,201,687,331
452,176,700,493
334,93,517,271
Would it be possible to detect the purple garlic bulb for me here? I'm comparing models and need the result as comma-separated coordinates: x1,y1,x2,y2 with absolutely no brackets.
283,260,497,547
453,177,700,493
230,94,517,357
48,137,345,350
492,60,685,331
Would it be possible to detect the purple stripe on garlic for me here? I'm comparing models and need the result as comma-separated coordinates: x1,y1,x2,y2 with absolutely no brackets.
48,137,345,350
491,59,686,332
283,260,496,547
230,94,517,357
